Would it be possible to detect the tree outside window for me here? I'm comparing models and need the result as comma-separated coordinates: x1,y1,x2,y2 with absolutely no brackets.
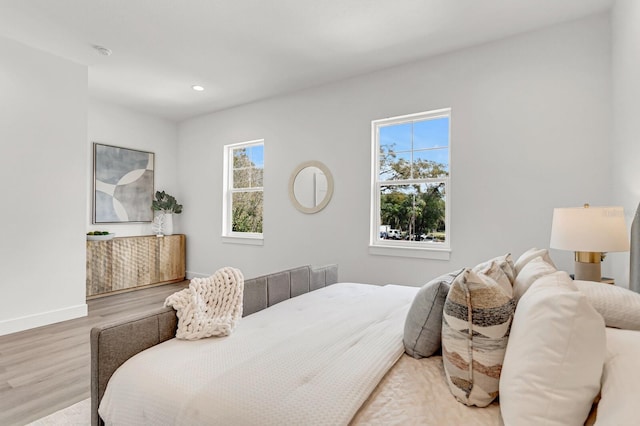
372,109,450,251
223,140,264,239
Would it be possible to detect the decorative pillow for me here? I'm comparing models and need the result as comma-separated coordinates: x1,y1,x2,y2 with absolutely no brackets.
499,271,605,426
514,247,556,276
512,256,557,301
574,280,640,330
473,258,513,297
404,269,464,358
472,253,516,285
595,328,640,425
442,265,515,407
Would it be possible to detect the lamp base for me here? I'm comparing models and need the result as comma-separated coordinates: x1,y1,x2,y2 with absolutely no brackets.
574,251,602,282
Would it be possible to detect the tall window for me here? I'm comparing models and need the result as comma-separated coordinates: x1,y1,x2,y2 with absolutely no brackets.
223,140,264,240
371,109,450,256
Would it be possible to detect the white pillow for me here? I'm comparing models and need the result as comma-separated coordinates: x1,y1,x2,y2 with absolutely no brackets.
575,280,640,330
595,328,640,425
499,271,605,426
512,256,557,301
514,247,556,275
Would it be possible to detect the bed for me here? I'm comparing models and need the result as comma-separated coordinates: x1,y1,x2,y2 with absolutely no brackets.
90,264,339,426
91,256,640,425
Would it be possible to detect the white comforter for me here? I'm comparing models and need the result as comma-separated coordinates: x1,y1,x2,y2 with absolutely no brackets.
99,283,419,425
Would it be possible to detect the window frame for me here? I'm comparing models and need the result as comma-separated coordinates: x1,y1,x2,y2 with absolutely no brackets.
369,109,451,259
222,139,264,244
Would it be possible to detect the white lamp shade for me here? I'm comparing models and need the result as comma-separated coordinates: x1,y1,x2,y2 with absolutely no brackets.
550,206,630,252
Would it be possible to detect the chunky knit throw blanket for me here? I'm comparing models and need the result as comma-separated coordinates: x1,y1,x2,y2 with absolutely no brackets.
164,267,244,340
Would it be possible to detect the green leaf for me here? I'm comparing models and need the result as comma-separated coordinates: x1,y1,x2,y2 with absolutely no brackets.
152,190,183,213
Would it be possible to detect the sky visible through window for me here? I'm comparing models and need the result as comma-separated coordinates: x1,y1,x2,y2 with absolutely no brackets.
379,117,449,174
246,145,264,168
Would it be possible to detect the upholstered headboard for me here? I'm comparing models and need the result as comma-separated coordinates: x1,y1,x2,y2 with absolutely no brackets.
631,203,640,293
90,264,338,426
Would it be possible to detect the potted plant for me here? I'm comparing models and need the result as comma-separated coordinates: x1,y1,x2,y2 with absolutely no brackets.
152,191,183,235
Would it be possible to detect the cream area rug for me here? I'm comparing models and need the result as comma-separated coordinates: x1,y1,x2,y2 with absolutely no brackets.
27,399,90,425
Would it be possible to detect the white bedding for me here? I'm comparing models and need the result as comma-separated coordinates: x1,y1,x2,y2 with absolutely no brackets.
351,355,502,425
99,283,419,425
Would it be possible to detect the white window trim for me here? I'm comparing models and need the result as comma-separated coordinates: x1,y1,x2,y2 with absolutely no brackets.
222,139,264,243
369,108,451,260
221,235,264,246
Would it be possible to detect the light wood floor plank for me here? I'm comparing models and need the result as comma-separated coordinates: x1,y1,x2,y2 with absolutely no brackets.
0,281,187,426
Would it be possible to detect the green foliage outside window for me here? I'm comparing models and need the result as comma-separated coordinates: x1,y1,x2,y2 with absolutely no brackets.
232,191,263,233
379,142,447,241
231,147,263,233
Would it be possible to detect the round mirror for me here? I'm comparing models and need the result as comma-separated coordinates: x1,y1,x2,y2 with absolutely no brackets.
289,161,334,214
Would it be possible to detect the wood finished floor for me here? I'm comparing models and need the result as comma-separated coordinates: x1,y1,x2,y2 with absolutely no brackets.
0,282,188,426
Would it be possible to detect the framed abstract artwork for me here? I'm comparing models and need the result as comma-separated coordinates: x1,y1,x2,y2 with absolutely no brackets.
93,143,155,223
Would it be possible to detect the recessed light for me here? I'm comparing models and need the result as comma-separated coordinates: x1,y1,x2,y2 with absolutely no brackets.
92,44,112,56
192,85,205,92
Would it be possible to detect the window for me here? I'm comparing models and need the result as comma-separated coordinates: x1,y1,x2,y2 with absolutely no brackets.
223,140,264,243
370,109,450,258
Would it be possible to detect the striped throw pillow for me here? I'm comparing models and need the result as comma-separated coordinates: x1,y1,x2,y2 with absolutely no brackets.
472,253,516,285
442,264,515,407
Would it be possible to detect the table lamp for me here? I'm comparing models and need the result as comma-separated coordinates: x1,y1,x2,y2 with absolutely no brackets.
550,204,629,282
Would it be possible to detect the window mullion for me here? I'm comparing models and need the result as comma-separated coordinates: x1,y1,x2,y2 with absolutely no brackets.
379,178,443,186
410,121,414,180
230,187,263,193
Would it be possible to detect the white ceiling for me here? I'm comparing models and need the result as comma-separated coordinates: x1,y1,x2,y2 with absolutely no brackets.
0,0,613,122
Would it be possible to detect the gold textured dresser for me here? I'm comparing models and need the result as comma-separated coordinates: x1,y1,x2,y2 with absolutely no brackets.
86,234,186,298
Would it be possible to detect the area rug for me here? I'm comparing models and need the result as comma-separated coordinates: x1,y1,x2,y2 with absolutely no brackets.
27,398,90,425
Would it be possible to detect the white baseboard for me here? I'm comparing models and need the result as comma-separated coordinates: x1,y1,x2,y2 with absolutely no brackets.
0,303,88,336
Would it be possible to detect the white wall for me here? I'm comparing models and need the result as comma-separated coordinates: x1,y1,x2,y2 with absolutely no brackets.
610,0,640,288
0,37,88,335
0,44,179,335
178,15,612,286
0,13,616,337
88,99,180,236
